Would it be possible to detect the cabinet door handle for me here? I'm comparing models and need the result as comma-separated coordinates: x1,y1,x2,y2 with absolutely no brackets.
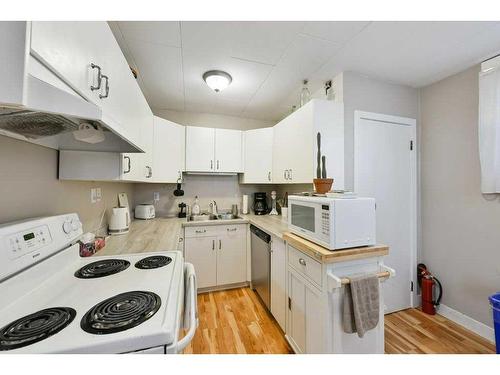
283,170,287,180
90,63,102,91
219,239,222,250
268,171,271,181
227,228,237,232
99,74,109,99
123,156,131,174
210,160,213,170
212,239,215,250
217,160,220,170
195,229,207,234
299,258,306,266
146,166,152,178
289,169,293,180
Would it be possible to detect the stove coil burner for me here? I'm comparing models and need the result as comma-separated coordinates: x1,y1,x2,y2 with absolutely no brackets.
0,307,76,351
75,259,130,279
135,255,172,270
81,291,161,335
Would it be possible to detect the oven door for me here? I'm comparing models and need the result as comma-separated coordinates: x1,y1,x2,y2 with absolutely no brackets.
288,200,331,248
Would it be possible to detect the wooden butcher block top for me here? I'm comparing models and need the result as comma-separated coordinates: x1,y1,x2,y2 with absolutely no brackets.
282,232,389,264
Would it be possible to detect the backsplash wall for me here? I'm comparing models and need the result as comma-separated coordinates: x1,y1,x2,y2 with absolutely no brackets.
0,135,134,233
133,175,278,217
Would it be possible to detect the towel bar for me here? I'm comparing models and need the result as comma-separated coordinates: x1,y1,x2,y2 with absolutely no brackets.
327,265,396,291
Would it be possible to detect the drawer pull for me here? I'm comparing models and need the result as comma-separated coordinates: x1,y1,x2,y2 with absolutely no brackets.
299,258,306,266
227,228,237,232
195,229,206,234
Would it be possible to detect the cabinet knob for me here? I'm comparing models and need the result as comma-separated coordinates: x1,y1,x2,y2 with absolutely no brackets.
299,258,306,266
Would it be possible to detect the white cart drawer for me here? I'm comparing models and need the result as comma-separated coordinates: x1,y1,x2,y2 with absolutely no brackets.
288,245,322,287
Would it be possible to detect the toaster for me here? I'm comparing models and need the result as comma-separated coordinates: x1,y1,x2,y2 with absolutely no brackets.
134,204,155,220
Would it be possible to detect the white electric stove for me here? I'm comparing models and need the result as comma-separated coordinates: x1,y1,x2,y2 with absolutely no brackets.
0,214,197,354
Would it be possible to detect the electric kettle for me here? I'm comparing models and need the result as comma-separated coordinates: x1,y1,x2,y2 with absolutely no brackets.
108,207,130,235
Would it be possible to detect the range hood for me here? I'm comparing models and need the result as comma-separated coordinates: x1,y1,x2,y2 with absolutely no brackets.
0,75,142,152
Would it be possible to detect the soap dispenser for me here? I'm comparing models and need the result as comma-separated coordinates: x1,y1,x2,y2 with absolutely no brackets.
192,196,201,215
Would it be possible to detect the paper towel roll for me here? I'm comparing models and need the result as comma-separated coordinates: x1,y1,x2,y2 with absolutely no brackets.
242,195,249,214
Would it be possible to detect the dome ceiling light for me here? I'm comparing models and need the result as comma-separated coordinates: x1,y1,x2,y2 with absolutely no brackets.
203,70,232,92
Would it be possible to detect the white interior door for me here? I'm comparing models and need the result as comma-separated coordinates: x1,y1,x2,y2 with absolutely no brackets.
354,111,416,313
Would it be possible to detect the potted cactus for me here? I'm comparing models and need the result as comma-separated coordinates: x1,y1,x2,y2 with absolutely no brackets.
313,132,334,194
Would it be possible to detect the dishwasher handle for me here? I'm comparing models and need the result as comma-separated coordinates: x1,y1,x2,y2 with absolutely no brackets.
250,224,271,243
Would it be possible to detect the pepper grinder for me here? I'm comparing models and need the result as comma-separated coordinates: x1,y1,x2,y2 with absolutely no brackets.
269,191,278,215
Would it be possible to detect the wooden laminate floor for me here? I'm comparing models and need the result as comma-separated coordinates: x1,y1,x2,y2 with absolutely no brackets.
183,287,495,354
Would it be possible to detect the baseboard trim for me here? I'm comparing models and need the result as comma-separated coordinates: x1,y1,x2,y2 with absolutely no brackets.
437,303,495,343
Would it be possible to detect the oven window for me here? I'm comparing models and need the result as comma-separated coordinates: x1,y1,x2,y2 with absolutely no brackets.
291,204,315,232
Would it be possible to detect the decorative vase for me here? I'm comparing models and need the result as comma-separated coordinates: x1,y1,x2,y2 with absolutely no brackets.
313,178,334,194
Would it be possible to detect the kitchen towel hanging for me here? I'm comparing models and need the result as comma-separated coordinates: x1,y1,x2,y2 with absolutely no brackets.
342,274,380,338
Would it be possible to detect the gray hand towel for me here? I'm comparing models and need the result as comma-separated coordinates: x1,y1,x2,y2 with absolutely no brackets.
342,274,380,338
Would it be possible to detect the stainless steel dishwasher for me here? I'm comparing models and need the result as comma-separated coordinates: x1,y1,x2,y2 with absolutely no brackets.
250,224,272,310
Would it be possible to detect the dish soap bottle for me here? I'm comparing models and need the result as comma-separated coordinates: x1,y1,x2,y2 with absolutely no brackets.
300,79,311,107
192,196,201,215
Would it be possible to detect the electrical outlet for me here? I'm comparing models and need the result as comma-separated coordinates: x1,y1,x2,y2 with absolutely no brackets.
96,188,102,202
153,192,160,202
90,188,97,204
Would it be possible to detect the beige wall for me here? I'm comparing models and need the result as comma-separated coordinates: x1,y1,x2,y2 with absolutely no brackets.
0,135,134,234
153,109,276,130
420,65,500,327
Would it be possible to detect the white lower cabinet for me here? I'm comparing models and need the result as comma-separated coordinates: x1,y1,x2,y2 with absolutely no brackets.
270,236,287,331
287,268,324,354
184,224,247,290
184,236,218,289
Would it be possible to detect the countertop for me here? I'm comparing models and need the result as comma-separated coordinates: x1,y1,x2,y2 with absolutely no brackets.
283,232,389,264
95,214,387,265
95,217,185,256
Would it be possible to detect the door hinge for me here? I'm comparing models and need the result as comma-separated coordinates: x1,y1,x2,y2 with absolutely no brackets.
288,297,292,310
410,281,414,292
410,140,414,151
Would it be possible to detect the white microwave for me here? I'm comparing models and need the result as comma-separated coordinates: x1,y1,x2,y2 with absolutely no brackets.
288,195,376,250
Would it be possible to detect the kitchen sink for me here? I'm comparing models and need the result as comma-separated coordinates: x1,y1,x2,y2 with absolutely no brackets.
188,213,241,222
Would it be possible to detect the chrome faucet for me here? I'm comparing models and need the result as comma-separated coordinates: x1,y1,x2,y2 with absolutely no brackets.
209,200,218,215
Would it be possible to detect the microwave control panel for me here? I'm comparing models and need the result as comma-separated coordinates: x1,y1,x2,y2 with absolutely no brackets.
321,204,330,237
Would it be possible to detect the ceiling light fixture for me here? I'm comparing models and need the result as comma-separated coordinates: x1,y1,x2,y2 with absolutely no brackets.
203,70,232,92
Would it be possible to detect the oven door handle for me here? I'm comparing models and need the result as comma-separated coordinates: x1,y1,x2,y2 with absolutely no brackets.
176,262,198,353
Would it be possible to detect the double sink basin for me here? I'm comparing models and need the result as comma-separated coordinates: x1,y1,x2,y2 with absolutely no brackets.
188,213,242,222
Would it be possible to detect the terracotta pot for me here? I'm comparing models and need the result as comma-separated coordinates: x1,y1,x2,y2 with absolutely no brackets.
313,178,334,194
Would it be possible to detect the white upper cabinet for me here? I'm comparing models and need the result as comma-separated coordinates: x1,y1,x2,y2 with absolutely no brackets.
152,116,185,183
273,99,344,189
240,127,273,183
185,126,216,172
214,128,243,173
185,126,242,173
121,115,154,181
30,21,153,152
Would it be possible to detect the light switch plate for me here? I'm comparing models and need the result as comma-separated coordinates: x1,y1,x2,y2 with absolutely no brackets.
90,188,97,203
96,188,102,202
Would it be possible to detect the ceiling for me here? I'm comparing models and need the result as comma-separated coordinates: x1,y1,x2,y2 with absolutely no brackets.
109,21,500,122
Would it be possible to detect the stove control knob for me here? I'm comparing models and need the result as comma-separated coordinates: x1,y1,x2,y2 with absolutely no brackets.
71,219,81,231
62,221,72,234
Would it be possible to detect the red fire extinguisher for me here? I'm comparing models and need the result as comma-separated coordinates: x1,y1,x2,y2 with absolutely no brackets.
418,263,443,315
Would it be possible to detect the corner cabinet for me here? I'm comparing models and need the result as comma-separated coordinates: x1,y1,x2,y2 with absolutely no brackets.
152,117,185,183
184,224,247,290
273,100,344,188
185,126,243,173
240,127,274,183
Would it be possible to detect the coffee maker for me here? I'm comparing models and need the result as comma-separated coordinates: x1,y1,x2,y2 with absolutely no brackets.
253,192,269,215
